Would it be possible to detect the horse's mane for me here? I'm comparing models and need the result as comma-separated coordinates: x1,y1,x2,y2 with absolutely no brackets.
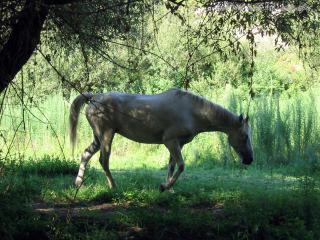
173,88,238,126
173,88,208,106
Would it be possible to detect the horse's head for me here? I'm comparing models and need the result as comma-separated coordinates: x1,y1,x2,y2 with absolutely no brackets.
227,114,253,165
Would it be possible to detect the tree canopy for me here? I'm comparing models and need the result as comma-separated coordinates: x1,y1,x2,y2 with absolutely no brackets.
0,0,319,93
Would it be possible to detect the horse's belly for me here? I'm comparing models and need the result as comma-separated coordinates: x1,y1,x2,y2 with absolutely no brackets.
114,109,167,143
117,129,163,144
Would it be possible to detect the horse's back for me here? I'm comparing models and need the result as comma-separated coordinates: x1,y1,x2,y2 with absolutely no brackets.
85,89,195,143
91,89,186,112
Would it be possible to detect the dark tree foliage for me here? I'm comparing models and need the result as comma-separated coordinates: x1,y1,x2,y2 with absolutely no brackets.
0,0,147,93
0,0,319,93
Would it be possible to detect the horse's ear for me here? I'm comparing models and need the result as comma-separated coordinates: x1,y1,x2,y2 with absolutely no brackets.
239,114,249,124
239,114,244,123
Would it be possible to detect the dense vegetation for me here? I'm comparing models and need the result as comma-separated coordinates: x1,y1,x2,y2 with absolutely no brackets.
1,1,320,240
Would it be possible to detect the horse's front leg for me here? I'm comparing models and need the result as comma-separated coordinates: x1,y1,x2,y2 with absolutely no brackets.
166,156,175,183
75,135,100,187
166,142,185,183
160,139,185,192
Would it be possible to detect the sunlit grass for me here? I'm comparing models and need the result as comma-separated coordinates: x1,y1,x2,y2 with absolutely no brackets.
4,156,314,204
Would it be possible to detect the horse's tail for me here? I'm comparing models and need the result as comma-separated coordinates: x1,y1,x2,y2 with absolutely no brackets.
69,93,94,153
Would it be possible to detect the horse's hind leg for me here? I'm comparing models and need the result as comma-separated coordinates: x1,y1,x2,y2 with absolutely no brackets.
99,129,116,189
75,135,100,187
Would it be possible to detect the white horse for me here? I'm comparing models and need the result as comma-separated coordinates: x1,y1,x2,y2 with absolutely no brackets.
69,89,253,191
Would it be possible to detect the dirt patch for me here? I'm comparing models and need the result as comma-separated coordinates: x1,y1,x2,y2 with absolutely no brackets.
31,201,226,239
32,202,127,220
32,200,224,219
191,202,224,215
31,202,150,239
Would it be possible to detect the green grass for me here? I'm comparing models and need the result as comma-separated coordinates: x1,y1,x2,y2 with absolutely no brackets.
1,156,319,239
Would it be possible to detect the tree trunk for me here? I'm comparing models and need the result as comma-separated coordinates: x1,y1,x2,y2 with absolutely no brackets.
0,1,49,93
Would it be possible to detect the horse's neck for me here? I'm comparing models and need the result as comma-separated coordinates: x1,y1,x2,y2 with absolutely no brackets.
200,104,238,133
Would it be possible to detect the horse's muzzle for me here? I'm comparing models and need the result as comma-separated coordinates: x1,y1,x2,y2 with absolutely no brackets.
242,156,253,165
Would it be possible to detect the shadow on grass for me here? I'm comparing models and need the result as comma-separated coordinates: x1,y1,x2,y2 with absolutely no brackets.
1,156,320,239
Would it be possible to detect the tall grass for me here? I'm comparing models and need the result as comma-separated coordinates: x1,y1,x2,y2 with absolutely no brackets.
252,91,320,170
1,88,319,172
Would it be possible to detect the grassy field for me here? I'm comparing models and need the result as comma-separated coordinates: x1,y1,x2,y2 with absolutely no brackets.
1,88,320,239
1,156,319,239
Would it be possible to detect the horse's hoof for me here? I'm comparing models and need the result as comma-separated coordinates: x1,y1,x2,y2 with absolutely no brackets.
168,188,175,193
159,183,166,192
75,178,82,187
